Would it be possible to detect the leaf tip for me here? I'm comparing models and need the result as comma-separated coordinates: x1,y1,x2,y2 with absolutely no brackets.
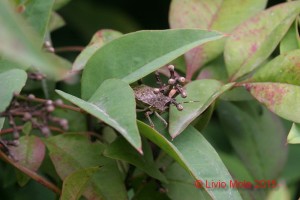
137,147,143,155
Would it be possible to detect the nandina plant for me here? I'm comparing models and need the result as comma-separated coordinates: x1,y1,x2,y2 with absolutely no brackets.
0,0,300,199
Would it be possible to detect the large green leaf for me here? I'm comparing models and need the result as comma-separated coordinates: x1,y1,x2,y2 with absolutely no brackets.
104,137,167,182
81,29,224,99
61,167,101,200
53,0,72,10
0,69,27,112
138,121,242,200
225,1,300,81
21,0,55,44
0,1,68,79
72,29,122,71
45,134,127,200
219,153,264,200
163,162,210,200
56,79,141,153
169,0,267,80
249,50,300,85
218,101,287,180
279,21,300,54
287,123,300,144
49,12,65,32
244,83,300,123
169,80,233,138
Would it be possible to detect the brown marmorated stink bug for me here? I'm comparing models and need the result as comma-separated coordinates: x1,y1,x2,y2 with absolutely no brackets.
133,65,187,128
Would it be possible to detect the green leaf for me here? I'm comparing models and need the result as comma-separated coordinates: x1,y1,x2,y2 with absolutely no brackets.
81,29,225,99
220,87,254,101
49,12,65,32
287,123,300,144
196,55,229,82
104,137,167,182
22,122,32,136
250,50,300,85
45,134,127,200
220,153,264,200
21,0,55,43
72,29,122,71
280,21,300,54
138,121,242,200
0,1,69,79
266,183,291,200
169,80,234,138
169,0,267,79
0,118,5,130
10,136,46,187
56,79,141,153
53,0,72,10
244,83,300,123
132,180,170,200
281,144,300,184
217,101,287,180
61,167,101,200
0,56,27,73
163,162,210,200
0,69,27,112
225,1,300,81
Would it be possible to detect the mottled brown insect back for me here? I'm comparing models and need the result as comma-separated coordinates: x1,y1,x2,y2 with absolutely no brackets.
133,65,186,128
134,85,173,112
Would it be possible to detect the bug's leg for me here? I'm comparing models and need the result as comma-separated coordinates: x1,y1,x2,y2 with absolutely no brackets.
145,110,154,128
136,107,149,112
154,111,168,127
175,85,187,98
170,99,184,111
155,71,163,87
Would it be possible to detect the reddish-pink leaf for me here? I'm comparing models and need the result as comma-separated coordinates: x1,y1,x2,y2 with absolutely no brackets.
10,135,45,171
225,1,300,81
169,0,267,80
244,83,300,123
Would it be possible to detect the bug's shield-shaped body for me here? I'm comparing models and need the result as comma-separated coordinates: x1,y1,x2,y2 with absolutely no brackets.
134,85,172,113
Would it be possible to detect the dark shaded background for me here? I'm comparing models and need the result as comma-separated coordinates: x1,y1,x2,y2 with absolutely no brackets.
52,0,284,48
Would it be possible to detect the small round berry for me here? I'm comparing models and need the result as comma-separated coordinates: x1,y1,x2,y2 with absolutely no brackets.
59,119,69,130
36,74,44,80
179,77,186,83
45,100,53,106
153,88,160,94
54,99,63,106
41,126,50,136
22,112,32,121
46,105,55,112
177,104,184,111
168,78,176,85
168,65,175,71
28,94,35,99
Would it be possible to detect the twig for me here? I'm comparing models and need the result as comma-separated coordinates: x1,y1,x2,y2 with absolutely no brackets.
0,151,61,194
0,125,64,136
55,46,84,53
15,94,84,113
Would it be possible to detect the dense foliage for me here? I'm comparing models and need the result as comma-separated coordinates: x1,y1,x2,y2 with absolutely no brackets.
0,0,300,199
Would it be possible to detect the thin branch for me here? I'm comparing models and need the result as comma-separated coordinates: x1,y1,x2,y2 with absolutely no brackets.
0,151,61,195
0,125,64,136
15,94,84,113
55,46,85,53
